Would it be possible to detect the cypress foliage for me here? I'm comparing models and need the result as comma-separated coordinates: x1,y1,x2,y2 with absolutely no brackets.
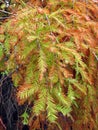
0,0,98,129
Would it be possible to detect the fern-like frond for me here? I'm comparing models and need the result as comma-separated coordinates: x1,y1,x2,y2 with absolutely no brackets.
57,105,72,116
33,87,47,115
4,33,11,55
47,92,57,122
38,49,47,81
1,0,98,129
56,44,86,68
77,67,92,84
21,40,37,59
25,55,37,83
68,85,76,102
52,86,71,107
17,82,38,100
67,79,87,95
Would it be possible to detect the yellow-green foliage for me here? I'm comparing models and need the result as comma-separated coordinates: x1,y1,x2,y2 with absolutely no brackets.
0,0,98,129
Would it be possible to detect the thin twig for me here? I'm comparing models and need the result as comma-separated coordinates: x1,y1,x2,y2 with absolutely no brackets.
93,51,98,61
0,14,17,20
0,16,11,20
45,14,59,44
0,9,13,15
